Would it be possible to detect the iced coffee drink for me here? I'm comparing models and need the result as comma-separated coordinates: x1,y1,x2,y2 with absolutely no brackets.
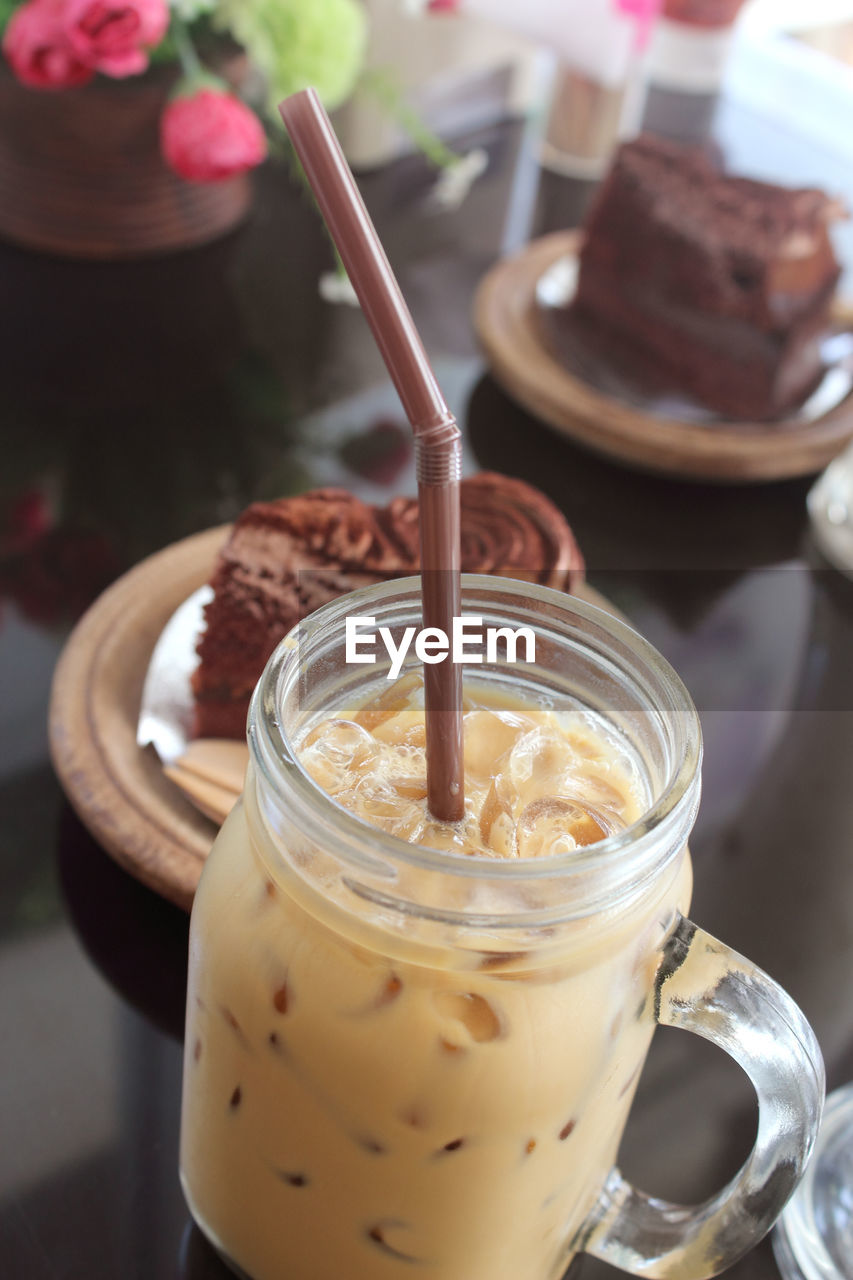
182,671,691,1280
181,579,822,1280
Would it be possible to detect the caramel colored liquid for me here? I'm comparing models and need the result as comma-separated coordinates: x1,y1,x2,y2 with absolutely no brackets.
181,680,691,1280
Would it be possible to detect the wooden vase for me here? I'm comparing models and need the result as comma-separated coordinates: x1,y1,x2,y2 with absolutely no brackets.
0,62,253,260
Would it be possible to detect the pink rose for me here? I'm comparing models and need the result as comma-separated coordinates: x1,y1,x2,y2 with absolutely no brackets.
63,0,169,78
3,0,94,90
427,1,460,10
161,88,268,184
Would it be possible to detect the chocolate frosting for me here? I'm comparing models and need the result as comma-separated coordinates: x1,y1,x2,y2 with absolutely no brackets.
192,473,584,739
383,473,583,591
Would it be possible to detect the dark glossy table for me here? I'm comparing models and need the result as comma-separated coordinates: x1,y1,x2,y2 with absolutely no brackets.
2,47,852,1280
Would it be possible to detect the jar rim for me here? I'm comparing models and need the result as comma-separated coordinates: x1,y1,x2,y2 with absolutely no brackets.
249,575,702,897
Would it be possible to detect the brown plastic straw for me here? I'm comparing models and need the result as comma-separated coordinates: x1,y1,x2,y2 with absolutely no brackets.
279,87,464,823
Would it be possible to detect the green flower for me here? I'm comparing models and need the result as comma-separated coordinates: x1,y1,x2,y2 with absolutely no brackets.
214,0,367,115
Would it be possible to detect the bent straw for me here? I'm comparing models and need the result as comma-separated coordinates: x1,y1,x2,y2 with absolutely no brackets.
279,87,464,823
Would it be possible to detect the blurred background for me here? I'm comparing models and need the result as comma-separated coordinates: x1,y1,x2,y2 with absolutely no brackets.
1,3,853,1279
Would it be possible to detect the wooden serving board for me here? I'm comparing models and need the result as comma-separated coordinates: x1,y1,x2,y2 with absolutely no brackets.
49,524,622,912
474,231,853,483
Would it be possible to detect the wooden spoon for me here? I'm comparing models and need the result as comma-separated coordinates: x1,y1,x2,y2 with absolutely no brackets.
163,739,249,826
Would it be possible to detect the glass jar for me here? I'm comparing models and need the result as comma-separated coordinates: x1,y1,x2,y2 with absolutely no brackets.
181,576,823,1280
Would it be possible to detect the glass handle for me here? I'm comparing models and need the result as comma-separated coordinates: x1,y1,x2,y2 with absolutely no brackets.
577,915,825,1278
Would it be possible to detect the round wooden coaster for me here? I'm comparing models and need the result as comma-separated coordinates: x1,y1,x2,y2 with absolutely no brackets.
49,524,622,912
473,230,853,483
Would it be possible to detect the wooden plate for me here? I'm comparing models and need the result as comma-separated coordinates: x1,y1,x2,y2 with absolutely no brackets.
49,525,621,912
473,230,853,483
49,526,228,912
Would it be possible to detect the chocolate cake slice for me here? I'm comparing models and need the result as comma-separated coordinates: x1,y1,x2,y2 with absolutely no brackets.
192,473,584,739
573,134,843,420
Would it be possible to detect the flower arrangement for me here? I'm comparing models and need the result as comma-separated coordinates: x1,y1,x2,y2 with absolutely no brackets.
0,0,369,183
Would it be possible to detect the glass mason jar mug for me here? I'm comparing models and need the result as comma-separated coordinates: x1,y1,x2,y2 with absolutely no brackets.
180,577,824,1280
